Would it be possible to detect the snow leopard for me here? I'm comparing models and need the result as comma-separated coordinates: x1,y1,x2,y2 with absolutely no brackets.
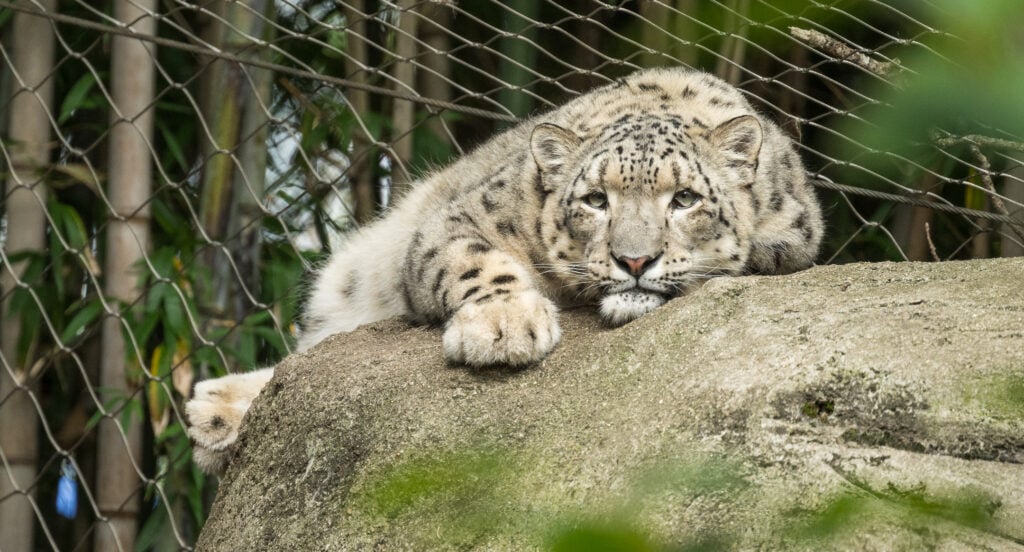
186,66,823,473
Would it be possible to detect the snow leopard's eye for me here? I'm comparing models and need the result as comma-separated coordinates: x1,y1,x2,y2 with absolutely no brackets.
583,191,608,210
672,190,701,210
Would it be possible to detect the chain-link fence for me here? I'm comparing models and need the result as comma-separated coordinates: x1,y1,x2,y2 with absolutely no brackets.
1,0,1022,550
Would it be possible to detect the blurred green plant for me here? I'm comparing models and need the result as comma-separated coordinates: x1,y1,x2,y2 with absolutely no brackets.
353,446,746,550
835,1,1024,259
855,1,1024,153
352,444,1006,549
793,480,1003,545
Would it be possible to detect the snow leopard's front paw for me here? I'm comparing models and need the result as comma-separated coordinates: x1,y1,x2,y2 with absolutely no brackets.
599,290,667,327
443,289,561,367
185,368,273,474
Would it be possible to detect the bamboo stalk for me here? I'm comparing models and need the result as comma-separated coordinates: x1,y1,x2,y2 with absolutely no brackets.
714,0,750,85
419,2,454,154
639,0,699,68
94,0,157,549
198,0,272,327
343,0,377,224
389,0,419,198
1002,156,1024,257
230,0,274,315
498,0,538,119
893,172,940,261
196,0,238,320
0,2,57,550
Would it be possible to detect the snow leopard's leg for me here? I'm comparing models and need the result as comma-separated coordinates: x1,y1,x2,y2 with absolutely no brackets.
185,367,274,474
403,230,560,367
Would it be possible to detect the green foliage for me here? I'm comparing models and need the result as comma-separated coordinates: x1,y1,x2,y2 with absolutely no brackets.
834,0,1024,258
792,482,1002,545
353,443,1005,549
353,447,747,549
4,198,101,363
58,72,100,124
409,111,460,176
350,440,1007,548
548,522,659,552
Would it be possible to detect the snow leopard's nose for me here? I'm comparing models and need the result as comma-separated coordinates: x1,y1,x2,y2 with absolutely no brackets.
614,254,657,277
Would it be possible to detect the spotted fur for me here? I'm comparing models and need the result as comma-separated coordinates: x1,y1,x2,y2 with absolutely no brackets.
186,67,823,473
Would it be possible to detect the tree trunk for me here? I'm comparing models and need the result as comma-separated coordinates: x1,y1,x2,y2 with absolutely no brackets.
0,2,57,550
94,0,157,549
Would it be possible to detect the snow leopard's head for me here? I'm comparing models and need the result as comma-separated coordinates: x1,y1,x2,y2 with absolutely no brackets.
531,112,762,325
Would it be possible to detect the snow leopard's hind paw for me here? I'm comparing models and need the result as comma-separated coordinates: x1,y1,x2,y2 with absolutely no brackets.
185,368,274,474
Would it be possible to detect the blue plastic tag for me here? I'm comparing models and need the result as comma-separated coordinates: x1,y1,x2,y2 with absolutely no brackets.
56,459,78,519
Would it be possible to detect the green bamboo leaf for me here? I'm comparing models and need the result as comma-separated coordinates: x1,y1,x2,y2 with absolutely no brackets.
119,395,143,430
236,330,256,368
324,13,348,56
7,254,45,316
54,201,90,250
192,345,226,374
48,220,66,298
168,429,192,469
145,281,167,313
151,197,182,238
134,498,169,552
158,122,189,173
155,100,193,115
150,247,175,279
15,299,41,363
242,309,272,326
59,300,104,345
124,309,160,367
59,72,98,124
51,164,102,194
251,325,287,355
162,291,187,341
187,467,206,525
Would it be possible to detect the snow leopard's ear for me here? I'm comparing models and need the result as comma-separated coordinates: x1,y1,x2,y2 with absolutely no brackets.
530,123,582,180
710,115,763,171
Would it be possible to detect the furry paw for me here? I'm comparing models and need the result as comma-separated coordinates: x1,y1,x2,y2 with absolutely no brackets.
600,290,667,326
443,289,561,367
185,368,273,474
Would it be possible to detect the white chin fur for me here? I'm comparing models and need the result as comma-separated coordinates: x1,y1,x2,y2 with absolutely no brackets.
600,290,667,326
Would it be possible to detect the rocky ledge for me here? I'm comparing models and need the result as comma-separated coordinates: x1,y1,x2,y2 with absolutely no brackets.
198,258,1024,550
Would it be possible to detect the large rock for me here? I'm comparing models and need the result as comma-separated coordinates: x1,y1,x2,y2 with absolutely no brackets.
197,259,1024,550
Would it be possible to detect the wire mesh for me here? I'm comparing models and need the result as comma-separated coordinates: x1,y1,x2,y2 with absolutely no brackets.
1,0,1022,550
